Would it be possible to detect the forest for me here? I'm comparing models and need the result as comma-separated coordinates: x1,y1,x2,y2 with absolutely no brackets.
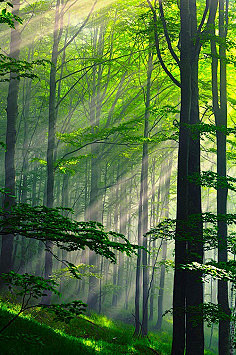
0,0,235,354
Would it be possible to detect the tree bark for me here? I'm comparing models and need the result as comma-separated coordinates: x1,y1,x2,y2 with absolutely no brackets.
210,1,230,352
141,51,153,337
171,1,192,353
0,0,21,277
185,1,204,353
44,0,61,304
156,158,172,331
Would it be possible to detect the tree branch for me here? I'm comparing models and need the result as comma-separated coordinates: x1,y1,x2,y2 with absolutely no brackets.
55,140,133,170
57,0,97,55
197,0,210,34
158,0,180,66
55,68,91,108
147,0,181,88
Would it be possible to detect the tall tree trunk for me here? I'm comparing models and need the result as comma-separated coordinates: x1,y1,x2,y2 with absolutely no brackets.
112,167,119,307
185,1,204,353
156,158,172,330
21,71,32,204
141,51,153,337
217,2,230,353
149,158,157,322
117,175,127,305
44,0,61,303
19,61,33,274
31,165,37,206
62,174,69,212
211,1,230,352
134,51,153,336
134,166,143,336
0,0,21,276
171,1,192,353
87,24,105,309
87,144,100,310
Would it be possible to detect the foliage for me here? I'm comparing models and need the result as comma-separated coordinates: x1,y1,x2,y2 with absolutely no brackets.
0,0,50,81
188,171,236,192
0,271,87,333
0,203,139,266
180,262,236,284
0,271,60,299
163,302,231,328
45,301,87,324
52,264,102,281
146,212,236,251
0,2,22,28
0,54,50,82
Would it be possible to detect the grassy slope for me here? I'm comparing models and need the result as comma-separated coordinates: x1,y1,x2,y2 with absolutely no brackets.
0,301,217,354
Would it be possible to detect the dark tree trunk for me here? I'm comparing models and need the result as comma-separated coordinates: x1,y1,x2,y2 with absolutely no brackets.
210,1,230,352
171,1,192,353
62,174,69,212
185,1,204,353
19,62,33,274
0,0,21,277
217,2,230,353
21,73,32,204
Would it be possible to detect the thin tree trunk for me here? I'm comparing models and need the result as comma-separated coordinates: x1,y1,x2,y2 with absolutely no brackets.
156,158,172,330
44,0,61,304
112,167,119,307
134,173,143,336
87,143,100,310
149,158,157,322
31,165,37,206
141,51,153,337
117,174,127,305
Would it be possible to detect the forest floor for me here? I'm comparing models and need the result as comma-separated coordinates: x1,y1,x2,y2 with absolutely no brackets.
0,298,217,354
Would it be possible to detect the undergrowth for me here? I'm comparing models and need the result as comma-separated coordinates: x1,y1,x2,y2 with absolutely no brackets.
0,299,217,354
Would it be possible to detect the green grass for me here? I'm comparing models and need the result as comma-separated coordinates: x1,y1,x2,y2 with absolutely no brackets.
0,300,217,354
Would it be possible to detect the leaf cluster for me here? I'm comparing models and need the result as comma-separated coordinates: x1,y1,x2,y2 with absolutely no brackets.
0,5,22,28
0,55,50,82
186,302,231,327
0,203,139,263
188,171,236,192
0,271,60,299
44,301,87,324
52,264,101,281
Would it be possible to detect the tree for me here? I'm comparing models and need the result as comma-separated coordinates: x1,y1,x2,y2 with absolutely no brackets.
0,0,21,276
44,0,97,304
210,0,231,352
146,0,217,353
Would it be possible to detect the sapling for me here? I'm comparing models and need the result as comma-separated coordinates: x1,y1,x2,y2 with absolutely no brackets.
0,271,87,333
